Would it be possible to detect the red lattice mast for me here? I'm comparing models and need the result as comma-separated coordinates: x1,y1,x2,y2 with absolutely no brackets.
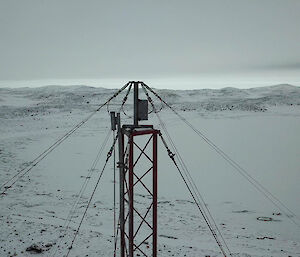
111,81,158,257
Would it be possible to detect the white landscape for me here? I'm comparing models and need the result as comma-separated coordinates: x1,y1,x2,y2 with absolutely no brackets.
0,83,300,257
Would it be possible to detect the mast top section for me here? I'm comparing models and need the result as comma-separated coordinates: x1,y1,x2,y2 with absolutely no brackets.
110,81,149,131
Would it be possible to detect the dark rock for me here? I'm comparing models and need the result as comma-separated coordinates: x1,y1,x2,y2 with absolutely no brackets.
26,244,43,253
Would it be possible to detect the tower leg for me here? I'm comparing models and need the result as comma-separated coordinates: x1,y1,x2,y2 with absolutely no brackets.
117,114,125,257
153,133,157,257
129,135,134,257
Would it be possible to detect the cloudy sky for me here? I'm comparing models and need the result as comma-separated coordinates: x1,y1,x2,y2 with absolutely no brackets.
0,0,299,88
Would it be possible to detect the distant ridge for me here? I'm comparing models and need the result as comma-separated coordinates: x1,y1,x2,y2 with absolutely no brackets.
1,83,300,118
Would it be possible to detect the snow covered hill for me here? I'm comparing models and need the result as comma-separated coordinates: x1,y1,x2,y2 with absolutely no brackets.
0,84,300,257
1,84,300,118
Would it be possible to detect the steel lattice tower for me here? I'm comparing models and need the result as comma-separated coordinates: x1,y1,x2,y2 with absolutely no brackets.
111,81,159,257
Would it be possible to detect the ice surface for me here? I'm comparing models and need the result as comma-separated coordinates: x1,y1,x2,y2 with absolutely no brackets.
0,84,300,256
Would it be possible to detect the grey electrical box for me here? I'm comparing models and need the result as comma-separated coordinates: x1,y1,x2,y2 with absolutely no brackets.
138,100,148,120
110,111,117,131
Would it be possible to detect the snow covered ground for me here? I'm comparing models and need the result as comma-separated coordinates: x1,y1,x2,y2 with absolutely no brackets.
0,84,300,257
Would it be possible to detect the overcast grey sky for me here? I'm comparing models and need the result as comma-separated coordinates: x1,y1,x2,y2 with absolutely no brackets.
0,0,299,88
